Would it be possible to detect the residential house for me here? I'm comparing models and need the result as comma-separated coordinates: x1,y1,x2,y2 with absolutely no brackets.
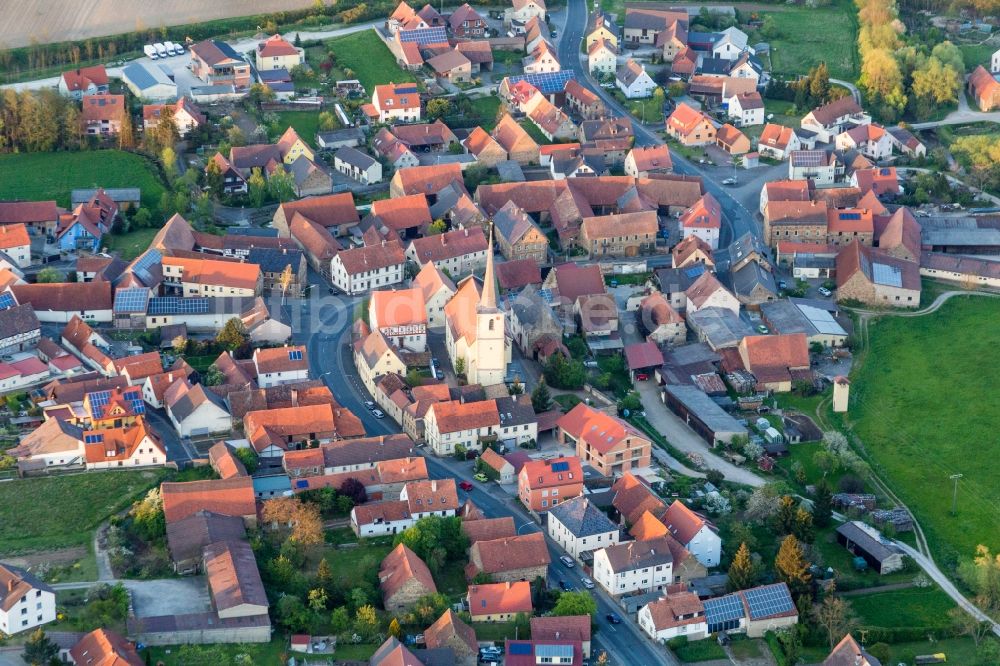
579,211,657,258
424,399,500,456
625,146,672,178
160,476,258,528
467,581,532,622
712,26,750,60
161,256,262,298
463,127,507,168
835,123,893,161
425,610,479,666
824,634,882,666
657,20,687,61
330,241,406,295
617,59,656,99
531,616,592,659
0,304,40,354
81,418,166,470
587,12,618,49
969,65,1000,111
686,271,739,316
428,50,473,83
588,39,618,75
379,544,437,612
726,91,764,127
467,532,550,582
547,496,620,562
518,456,584,512
70,629,144,665
11,282,113,324
525,94,577,142
207,153,247,194
887,126,926,158
800,96,871,143
244,402,362,458
736,333,811,392
639,292,686,345
255,34,302,71
413,261,456,329
508,283,562,358
59,65,109,99
679,193,722,249
763,199,829,248
593,537,675,596
788,150,838,186
757,124,800,160
565,80,605,120
671,47,698,77
505,0,547,30
492,114,540,165
836,240,921,309
623,8,687,46
663,500,721,567
0,224,31,268
851,166,900,197
334,147,382,185
671,235,714,270
252,345,309,388
372,83,422,124
164,379,231,438
666,103,716,146
80,94,126,137
702,582,798,637
189,40,252,87
0,200,61,236
406,227,489,277
0,565,55,636
492,202,549,265
373,128,420,170
450,3,486,36
389,163,464,199
638,591,708,643
556,403,651,477
142,96,206,137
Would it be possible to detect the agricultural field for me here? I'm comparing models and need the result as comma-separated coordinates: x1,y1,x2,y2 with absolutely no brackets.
757,0,859,80
324,29,419,94
850,296,1000,561
0,150,166,210
850,586,958,631
0,470,168,554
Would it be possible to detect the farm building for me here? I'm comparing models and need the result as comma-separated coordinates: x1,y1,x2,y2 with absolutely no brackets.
835,521,904,575
662,384,747,447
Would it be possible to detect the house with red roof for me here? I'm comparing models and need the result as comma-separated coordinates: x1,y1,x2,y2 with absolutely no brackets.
968,65,1000,111
450,3,486,37
468,581,532,621
379,544,437,612
372,83,422,124
424,399,500,456
143,96,206,137
255,34,303,71
556,403,651,476
679,192,722,249
836,239,921,309
638,589,708,642
518,456,584,512
330,240,406,295
190,39,251,87
756,124,801,160
663,499,721,566
666,103,716,146
58,65,109,100
736,332,811,392
80,94,127,137
406,227,489,277
161,476,258,527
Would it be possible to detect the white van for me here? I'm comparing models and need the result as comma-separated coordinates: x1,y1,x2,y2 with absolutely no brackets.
144,44,159,60
153,43,168,58
162,41,177,56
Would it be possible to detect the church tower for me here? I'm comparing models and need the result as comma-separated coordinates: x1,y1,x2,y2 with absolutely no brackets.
472,229,506,386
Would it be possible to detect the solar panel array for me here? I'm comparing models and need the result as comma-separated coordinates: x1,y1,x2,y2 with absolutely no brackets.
84,433,104,444
551,461,570,472
507,70,575,94
535,644,574,659
288,349,303,361
838,212,861,221
147,297,211,315
398,26,447,45
508,643,532,656
790,150,825,167
703,593,743,633
131,248,162,283
743,584,795,620
872,262,903,288
87,387,146,418
0,292,14,311
113,287,151,313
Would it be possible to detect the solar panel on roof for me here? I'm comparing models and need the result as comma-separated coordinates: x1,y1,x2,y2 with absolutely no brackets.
872,262,902,288
743,584,794,620
84,434,104,444
288,349,303,361
535,644,574,658
131,249,162,282
507,70,575,94
398,26,447,45
114,287,151,313
508,644,532,656
396,85,419,93
147,297,211,315
879,168,891,176
704,593,743,633
551,461,569,472
839,212,861,221
0,292,14,311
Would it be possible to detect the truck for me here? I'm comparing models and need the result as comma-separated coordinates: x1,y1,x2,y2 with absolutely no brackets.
153,43,168,58
166,41,184,56
162,41,177,56
144,44,158,60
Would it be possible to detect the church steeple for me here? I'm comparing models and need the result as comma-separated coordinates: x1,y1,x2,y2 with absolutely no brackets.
479,226,497,311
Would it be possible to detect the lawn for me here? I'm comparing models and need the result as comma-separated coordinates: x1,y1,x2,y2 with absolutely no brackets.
672,637,728,662
625,97,665,125
0,151,166,210
271,110,327,144
519,119,552,146
850,296,1000,562
317,528,394,582
0,470,168,554
324,29,418,93
850,586,957,630
466,96,502,131
103,228,159,261
473,621,523,641
958,42,996,72
145,638,289,665
757,0,859,80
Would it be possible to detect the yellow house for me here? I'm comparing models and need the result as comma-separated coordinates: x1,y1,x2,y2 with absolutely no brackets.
586,13,618,49
255,34,304,71
276,126,314,164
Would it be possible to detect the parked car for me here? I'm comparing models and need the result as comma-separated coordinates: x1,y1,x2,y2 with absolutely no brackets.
756,324,769,334
818,286,832,297
372,409,385,419
583,359,599,368
473,473,488,482
606,613,623,624
363,401,375,410
559,556,575,568
581,577,595,589
778,280,788,290
459,481,474,491
558,579,568,590
722,177,737,186
635,373,649,381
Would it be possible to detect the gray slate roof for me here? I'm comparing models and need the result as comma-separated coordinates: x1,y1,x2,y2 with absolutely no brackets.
549,496,618,538
0,304,40,340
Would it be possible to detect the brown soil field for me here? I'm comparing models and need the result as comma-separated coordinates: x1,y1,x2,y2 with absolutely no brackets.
0,0,316,49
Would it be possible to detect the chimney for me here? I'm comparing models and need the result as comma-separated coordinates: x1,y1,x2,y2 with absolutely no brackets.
7,578,14,593
291,388,298,407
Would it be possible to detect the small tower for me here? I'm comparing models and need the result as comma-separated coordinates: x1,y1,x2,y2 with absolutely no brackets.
832,376,850,413
473,229,506,385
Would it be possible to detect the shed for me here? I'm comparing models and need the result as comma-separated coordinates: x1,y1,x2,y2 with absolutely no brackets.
624,340,664,378
835,521,904,575
121,62,177,101
763,427,782,444
662,384,748,447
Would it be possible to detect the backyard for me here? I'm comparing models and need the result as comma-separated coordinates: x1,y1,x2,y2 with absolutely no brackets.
850,586,958,631
103,228,159,261
849,296,1000,563
0,150,166,209
269,110,329,143
0,470,168,554
753,0,859,80
323,29,419,94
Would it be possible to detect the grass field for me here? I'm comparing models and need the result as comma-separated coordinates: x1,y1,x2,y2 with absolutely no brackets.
325,29,418,94
850,297,1000,561
758,1,859,80
519,119,552,145
0,151,166,210
103,228,159,261
673,638,727,662
851,586,957,629
271,110,326,144
0,470,167,554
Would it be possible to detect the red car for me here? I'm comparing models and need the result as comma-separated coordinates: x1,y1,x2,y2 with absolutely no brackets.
459,481,474,492
636,373,649,381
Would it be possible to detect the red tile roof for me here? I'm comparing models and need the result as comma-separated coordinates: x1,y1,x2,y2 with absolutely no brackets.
519,456,583,490
430,399,500,433
161,477,257,524
662,500,709,545
468,581,532,616
61,65,109,91
336,240,406,276
69,629,143,666
409,227,488,263
258,34,299,57
379,543,437,603
253,345,309,374
279,193,359,229
80,94,126,124
624,340,664,370
13,281,112,312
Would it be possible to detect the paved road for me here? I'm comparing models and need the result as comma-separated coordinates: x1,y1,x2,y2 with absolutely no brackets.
830,78,860,105
295,288,675,666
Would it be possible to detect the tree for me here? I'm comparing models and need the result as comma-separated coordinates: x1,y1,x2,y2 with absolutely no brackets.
813,592,856,649
813,481,833,528
35,267,62,283
745,484,781,524
727,542,758,591
268,168,297,203
340,477,368,505
133,207,152,229
202,364,225,386
216,317,249,351
248,167,267,207
276,595,311,632
775,535,812,596
705,469,725,487
543,353,586,390
552,591,598,617
454,357,466,377
775,495,797,535
205,157,223,197
354,604,380,641
161,146,178,184
330,606,351,633
427,219,447,235
22,628,59,666
949,604,992,646
959,545,1000,614
394,516,468,573
531,379,552,412
263,498,324,546
227,125,247,147
426,98,451,119
129,488,165,542
279,264,294,300
193,192,213,225
912,56,961,105
793,507,815,543
318,111,337,131
308,587,329,611
234,446,258,473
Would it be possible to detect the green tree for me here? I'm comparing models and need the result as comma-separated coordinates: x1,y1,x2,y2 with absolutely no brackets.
354,604,380,641
193,192,214,225
235,446,258,473
248,167,267,208
426,98,451,119
268,168,297,203
792,507,815,543
129,488,165,542
216,317,249,351
276,595,311,632
427,219,448,235
22,628,59,666
912,56,961,105
813,481,833,528
808,62,830,104
133,207,152,229
531,378,552,412
393,516,468,572
318,111,337,131
202,364,225,386
543,353,586,390
454,357,466,377
227,125,247,147
775,495,797,535
308,587,329,611
775,535,812,597
161,146,178,183
552,591,597,617
205,157,223,197
727,542,758,591
35,267,62,283
330,606,351,633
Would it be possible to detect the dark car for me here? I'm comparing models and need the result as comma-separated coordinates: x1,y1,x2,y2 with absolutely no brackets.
459,481,474,492
606,613,623,624
558,579,568,591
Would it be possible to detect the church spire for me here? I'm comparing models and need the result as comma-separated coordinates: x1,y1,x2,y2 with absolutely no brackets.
480,226,497,311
